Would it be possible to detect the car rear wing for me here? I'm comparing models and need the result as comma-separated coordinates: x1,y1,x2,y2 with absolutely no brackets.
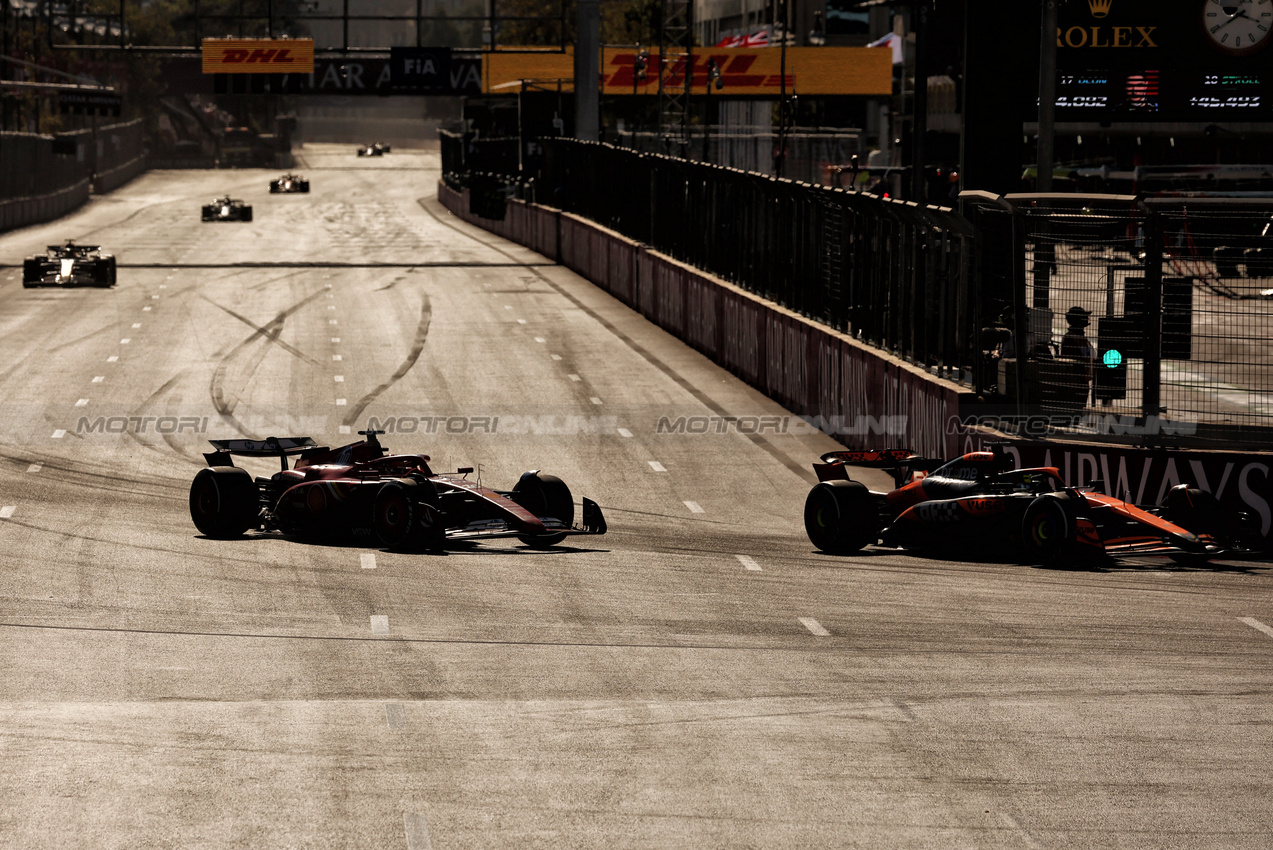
204,436,326,470
815,448,942,487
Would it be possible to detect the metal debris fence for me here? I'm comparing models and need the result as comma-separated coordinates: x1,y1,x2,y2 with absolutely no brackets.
441,131,1273,449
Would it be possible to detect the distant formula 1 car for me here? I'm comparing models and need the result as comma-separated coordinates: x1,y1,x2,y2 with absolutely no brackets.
201,196,253,222
23,240,116,288
804,447,1259,566
189,430,607,549
355,142,390,157
268,173,309,193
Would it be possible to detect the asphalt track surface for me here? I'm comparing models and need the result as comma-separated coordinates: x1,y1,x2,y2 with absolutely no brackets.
1,146,1272,849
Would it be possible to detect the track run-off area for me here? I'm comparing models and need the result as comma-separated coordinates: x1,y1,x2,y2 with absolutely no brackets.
0,145,1271,848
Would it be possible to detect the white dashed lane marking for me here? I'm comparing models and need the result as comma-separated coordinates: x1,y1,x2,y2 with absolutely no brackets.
403,812,433,850
26,464,41,473
684,501,704,514
142,307,150,312
92,376,104,383
51,430,66,439
590,397,603,405
617,428,633,438
1240,617,1273,640
120,339,130,344
799,617,830,637
550,354,562,360
736,555,762,571
0,506,14,519
517,318,527,324
329,319,338,325
334,375,344,382
385,703,406,730
75,399,88,407
534,336,546,343
336,398,347,406
339,425,351,434
131,323,141,329
106,356,118,362
648,461,667,472
568,374,581,382
332,355,342,361
331,337,340,343
370,615,390,635
360,553,377,570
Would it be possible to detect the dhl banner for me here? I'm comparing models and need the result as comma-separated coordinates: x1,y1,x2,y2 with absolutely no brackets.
202,38,315,74
484,47,891,96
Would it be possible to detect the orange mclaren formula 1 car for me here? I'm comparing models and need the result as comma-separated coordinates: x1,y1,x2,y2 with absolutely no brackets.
804,447,1260,566
190,431,606,550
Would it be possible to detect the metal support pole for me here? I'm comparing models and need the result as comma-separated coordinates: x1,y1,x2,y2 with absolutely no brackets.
575,0,600,141
776,0,789,177
910,0,927,203
1036,0,1058,192
1142,209,1163,424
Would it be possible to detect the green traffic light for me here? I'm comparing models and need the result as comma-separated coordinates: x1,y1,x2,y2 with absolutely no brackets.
1103,349,1123,368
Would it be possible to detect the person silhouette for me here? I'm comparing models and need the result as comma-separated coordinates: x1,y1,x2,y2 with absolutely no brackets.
1060,306,1096,386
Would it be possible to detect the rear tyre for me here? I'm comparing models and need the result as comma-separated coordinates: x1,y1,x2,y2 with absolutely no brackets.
1021,494,1085,567
23,258,40,287
189,467,260,538
300,182,310,193
242,207,253,222
269,182,279,193
93,256,115,287
511,472,573,547
804,480,878,554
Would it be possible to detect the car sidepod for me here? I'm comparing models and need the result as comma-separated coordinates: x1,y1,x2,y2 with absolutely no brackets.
273,478,381,541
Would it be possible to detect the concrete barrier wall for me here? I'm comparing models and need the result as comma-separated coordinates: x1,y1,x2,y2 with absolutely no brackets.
1,119,149,233
0,179,92,234
439,181,970,457
95,153,148,195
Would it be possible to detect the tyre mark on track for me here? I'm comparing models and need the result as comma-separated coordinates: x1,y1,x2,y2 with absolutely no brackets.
122,371,205,465
206,289,327,437
416,194,815,485
341,292,432,429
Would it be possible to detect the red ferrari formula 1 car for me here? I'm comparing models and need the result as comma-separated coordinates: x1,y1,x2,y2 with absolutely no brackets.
803,447,1259,566
189,431,606,549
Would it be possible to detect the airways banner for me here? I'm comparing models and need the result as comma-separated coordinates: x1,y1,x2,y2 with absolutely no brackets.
202,38,315,74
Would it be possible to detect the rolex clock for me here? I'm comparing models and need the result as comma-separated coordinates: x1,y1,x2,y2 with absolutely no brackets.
1201,0,1273,55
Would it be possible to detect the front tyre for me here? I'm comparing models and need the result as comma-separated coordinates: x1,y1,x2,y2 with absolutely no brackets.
1022,494,1086,567
373,480,418,548
804,480,878,554
189,467,260,538
511,472,573,547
